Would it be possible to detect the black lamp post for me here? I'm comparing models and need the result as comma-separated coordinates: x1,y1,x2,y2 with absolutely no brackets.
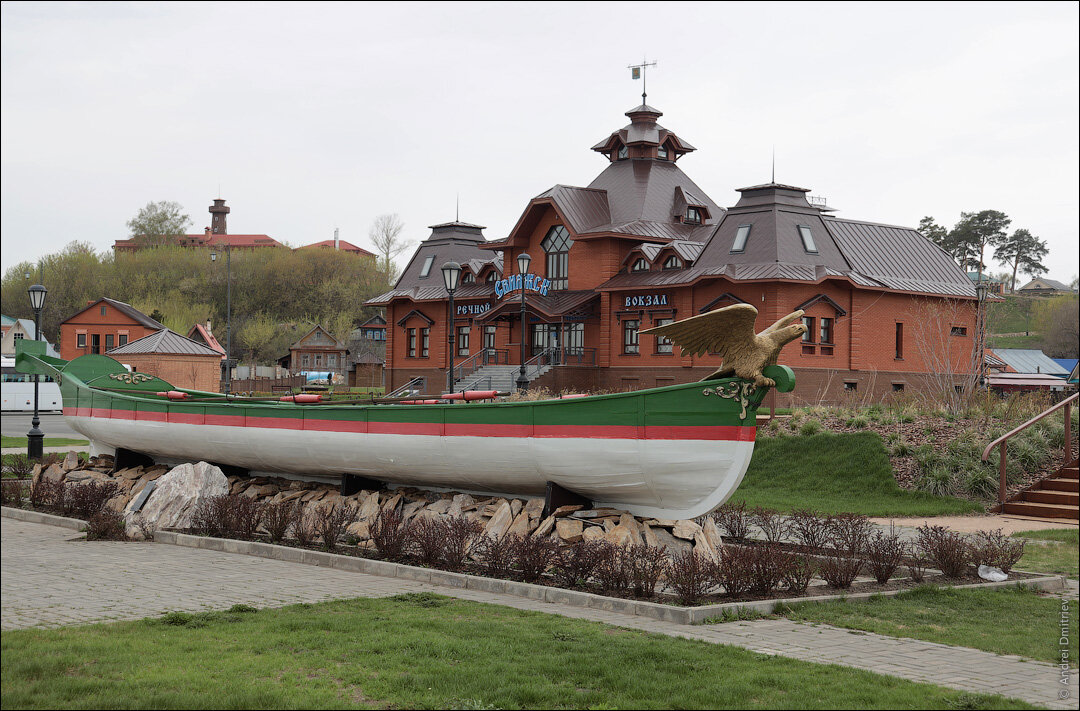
210,246,233,395
26,284,48,460
441,261,462,395
515,252,531,393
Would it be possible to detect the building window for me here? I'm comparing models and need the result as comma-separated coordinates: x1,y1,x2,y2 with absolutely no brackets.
105,334,114,351
797,225,818,253
657,144,668,160
91,334,101,354
731,224,751,253
951,326,968,337
77,333,86,349
892,383,905,392
457,326,470,357
954,384,964,394
484,325,496,350
315,354,323,367
462,272,475,284
631,258,649,272
13,333,24,341
844,381,858,391
617,144,628,160
655,317,674,354
801,317,815,342
118,334,128,346
819,317,833,344
564,322,584,354
407,328,417,358
685,207,701,225
301,354,310,368
623,319,639,354
420,327,430,357
895,322,904,359
541,225,573,291
419,255,435,278
663,255,682,270
327,354,337,368
100,305,107,316
486,271,498,283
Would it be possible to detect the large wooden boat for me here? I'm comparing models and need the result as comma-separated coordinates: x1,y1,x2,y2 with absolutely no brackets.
16,340,793,519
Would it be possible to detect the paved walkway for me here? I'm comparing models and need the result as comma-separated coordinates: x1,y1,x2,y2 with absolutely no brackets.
2,517,1076,709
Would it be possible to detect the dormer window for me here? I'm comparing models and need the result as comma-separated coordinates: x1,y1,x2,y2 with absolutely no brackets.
731,224,751,253
657,143,669,160
486,271,498,283
685,207,701,225
631,258,649,272
462,272,475,284
662,255,682,270
797,225,819,254
617,145,628,160
419,255,435,277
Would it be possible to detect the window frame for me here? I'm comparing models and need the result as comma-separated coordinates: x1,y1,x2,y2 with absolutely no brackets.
420,327,430,358
541,225,573,291
407,328,417,358
623,319,640,355
457,325,470,357
662,255,682,270
419,255,435,278
654,317,674,354
77,333,87,349
731,224,751,253
631,257,649,272
797,225,819,254
685,207,701,225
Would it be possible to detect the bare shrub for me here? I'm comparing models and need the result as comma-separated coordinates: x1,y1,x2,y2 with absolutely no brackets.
666,550,719,605
716,544,753,598
907,541,928,582
3,454,33,477
551,539,609,589
594,543,633,594
440,515,484,571
819,550,863,589
86,509,127,541
230,496,266,540
789,509,830,550
29,477,63,509
749,507,789,543
512,534,559,583
411,517,448,567
132,513,157,540
827,513,873,556
369,507,412,561
1,478,25,506
314,503,357,552
969,529,1025,573
782,554,816,594
864,526,905,584
711,502,749,539
916,525,970,579
747,543,789,596
191,495,232,536
263,500,299,544
292,509,318,546
475,533,518,578
628,544,668,598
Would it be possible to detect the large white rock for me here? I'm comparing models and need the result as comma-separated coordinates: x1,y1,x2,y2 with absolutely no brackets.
124,461,229,539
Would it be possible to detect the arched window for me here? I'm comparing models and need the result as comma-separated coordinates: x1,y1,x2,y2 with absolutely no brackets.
631,257,649,272
541,225,573,290
663,255,682,270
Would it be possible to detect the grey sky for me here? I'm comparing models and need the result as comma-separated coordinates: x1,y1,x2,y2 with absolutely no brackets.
2,1,1078,286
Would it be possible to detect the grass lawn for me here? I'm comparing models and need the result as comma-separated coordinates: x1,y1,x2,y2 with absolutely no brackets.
0,435,89,448
779,585,1077,666
730,432,983,516
1013,528,1079,579
986,334,1043,350
0,595,1031,710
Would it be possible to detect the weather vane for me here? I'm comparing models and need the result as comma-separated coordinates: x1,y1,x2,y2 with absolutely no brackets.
628,57,657,104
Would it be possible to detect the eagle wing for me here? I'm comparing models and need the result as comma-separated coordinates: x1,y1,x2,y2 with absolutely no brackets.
640,303,760,358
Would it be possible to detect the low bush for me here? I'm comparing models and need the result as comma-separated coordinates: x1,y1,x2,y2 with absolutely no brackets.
512,534,559,583
864,526,905,584
594,543,632,594
551,539,608,589
410,516,447,566
292,510,318,547
782,554,816,594
789,509,830,550
64,480,119,520
628,544,668,598
917,525,970,579
666,550,719,605
712,501,749,539
230,495,266,540
440,515,484,571
262,500,299,544
29,477,63,508
86,508,127,541
827,513,872,556
907,542,928,583
749,507,788,543
314,503,357,552
799,418,822,436
819,550,863,589
716,545,752,598
1,478,25,506
191,495,233,537
969,529,1025,573
475,533,518,579
746,543,789,596
369,507,411,561
3,453,32,477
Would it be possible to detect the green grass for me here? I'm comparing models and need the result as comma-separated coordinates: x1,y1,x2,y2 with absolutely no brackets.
987,294,1038,335
1013,529,1079,579
0,435,89,448
986,334,1043,350
0,595,1030,710
780,585,1078,666
731,432,983,516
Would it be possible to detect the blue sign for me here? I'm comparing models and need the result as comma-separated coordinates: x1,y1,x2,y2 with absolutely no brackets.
495,273,550,299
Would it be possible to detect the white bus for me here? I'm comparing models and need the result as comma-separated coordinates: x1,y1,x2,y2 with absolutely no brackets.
1,356,62,412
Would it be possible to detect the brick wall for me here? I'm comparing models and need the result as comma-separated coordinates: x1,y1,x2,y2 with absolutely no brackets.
120,354,221,392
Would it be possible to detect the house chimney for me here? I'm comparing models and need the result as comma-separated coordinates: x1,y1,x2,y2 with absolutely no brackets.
209,198,230,235
204,226,211,236
205,319,213,334
334,227,339,250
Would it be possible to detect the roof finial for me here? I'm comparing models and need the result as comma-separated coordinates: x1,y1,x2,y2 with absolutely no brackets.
771,146,776,184
456,193,460,222
628,56,657,104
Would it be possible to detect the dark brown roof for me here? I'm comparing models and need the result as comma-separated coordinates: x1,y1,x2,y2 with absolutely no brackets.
64,298,166,331
476,290,599,323
106,328,222,356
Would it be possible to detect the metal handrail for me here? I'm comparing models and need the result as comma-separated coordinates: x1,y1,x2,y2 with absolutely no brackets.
453,348,509,381
982,392,1076,504
385,376,425,399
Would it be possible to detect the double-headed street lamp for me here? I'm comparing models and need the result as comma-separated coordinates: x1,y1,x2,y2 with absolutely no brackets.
515,252,531,393
442,261,462,395
26,284,48,460
210,246,233,395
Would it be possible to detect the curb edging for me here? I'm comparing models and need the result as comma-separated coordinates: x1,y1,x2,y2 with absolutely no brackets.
1,506,87,532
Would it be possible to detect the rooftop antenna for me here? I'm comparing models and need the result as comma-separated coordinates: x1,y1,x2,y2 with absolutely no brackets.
628,56,657,104
771,146,775,184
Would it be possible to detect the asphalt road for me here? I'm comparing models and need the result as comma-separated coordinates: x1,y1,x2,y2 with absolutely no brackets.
0,413,81,439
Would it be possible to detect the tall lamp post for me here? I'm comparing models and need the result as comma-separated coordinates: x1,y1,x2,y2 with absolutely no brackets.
210,246,233,395
975,281,989,387
441,261,462,395
26,284,48,460
515,252,531,393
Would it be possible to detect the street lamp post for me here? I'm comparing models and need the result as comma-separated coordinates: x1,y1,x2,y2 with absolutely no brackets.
441,261,462,395
515,252,531,393
975,281,989,387
26,284,48,460
210,246,233,395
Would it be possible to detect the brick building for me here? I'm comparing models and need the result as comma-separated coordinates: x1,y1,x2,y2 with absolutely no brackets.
106,329,224,392
113,198,284,253
59,298,165,361
367,102,978,401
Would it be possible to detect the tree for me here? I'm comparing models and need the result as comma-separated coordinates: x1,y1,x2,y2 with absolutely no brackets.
918,216,950,252
126,201,193,246
1033,295,1079,358
993,228,1048,291
949,210,1011,281
368,214,410,281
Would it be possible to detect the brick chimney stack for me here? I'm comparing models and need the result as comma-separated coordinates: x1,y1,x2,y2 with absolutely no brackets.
209,198,230,235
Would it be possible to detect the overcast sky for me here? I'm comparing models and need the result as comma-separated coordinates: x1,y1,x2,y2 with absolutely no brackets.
2,1,1078,288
